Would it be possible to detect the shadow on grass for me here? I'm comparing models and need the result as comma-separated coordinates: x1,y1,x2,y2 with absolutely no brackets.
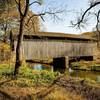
0,71,15,86
0,90,14,100
0,79,13,86
0,76,14,100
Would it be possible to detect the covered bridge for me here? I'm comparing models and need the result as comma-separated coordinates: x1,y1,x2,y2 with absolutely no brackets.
14,32,97,72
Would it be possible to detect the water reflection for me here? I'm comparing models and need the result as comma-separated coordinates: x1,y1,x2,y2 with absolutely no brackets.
68,70,100,83
32,64,53,71
33,64,42,70
97,76,100,83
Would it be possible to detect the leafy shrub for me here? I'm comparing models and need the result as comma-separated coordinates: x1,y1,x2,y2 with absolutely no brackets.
19,66,60,84
0,64,14,76
91,64,100,71
0,43,11,61
71,62,81,68
0,64,60,87
71,61,100,71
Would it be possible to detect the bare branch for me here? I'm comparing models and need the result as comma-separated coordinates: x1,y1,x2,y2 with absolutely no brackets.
95,10,100,42
25,14,37,33
26,10,64,25
95,10,100,32
72,1,100,28
15,0,29,17
29,1,41,6
15,0,24,16
80,1,100,22
15,0,19,5
23,0,29,17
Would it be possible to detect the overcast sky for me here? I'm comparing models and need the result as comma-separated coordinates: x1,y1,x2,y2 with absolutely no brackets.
30,0,96,34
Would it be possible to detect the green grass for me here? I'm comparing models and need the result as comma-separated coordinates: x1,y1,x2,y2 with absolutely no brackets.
0,64,99,100
71,61,100,71
91,64,100,71
0,64,14,76
0,64,60,87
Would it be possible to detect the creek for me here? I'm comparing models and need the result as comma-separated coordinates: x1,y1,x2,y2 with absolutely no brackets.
31,63,100,83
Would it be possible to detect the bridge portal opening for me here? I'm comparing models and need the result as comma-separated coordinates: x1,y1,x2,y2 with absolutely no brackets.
53,56,93,73
69,56,93,62
53,57,67,73
69,56,93,67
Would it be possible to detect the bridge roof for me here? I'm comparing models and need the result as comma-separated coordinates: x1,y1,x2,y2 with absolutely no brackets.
24,32,96,41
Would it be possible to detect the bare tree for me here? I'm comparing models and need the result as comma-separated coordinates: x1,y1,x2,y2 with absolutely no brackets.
14,0,29,76
14,0,64,77
0,0,19,42
71,0,100,45
0,19,9,42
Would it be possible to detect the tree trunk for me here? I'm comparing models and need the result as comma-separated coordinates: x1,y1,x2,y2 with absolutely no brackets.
14,17,24,76
97,31,100,49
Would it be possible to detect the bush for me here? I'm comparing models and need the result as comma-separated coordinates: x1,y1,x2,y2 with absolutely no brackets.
0,64,14,76
0,43,11,61
19,66,60,84
91,64,100,71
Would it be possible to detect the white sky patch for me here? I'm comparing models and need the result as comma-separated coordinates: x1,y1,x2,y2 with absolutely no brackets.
30,0,98,34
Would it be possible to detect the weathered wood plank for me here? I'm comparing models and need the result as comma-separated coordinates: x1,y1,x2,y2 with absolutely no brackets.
21,40,97,60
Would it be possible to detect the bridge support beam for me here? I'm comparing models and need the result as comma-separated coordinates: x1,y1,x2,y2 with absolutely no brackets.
53,56,69,73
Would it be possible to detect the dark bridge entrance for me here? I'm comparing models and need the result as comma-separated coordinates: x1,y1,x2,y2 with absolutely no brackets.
69,56,93,64
53,56,93,73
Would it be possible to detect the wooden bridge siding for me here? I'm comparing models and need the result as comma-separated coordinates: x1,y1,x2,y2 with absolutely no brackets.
22,40,97,60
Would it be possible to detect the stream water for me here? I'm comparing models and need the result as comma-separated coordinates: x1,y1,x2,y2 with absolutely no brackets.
32,64,100,83
67,70,100,83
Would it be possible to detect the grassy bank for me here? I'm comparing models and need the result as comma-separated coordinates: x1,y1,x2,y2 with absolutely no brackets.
71,61,100,71
0,63,60,86
0,63,100,100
